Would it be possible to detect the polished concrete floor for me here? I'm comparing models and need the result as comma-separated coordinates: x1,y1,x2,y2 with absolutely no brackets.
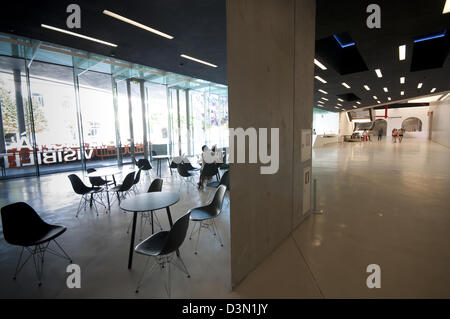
1,138,449,298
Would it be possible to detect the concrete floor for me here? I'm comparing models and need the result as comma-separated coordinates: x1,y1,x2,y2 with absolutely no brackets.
1,138,449,298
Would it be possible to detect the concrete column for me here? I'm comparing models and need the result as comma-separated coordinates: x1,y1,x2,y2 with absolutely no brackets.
227,0,315,286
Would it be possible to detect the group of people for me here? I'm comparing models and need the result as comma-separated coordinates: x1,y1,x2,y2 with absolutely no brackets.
391,128,405,143
363,128,405,143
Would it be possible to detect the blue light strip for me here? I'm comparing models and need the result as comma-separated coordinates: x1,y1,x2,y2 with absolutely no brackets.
414,30,447,43
333,34,356,48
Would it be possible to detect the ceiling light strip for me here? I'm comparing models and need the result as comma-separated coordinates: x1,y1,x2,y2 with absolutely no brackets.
103,10,173,39
41,24,118,47
180,54,217,68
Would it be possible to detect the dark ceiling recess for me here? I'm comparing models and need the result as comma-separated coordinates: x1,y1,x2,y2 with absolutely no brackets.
315,32,368,75
374,103,429,110
411,30,450,72
337,93,361,102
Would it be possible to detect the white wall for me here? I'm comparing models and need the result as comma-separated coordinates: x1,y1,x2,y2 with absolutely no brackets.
374,106,430,139
339,112,353,136
429,98,450,148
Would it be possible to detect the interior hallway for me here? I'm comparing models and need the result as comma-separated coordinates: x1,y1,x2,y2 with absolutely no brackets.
232,138,450,298
1,138,449,298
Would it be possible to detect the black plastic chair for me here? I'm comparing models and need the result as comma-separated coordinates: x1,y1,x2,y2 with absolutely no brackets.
136,158,152,180
131,169,142,194
134,212,191,297
0,202,72,286
189,185,227,254
177,164,195,190
86,168,112,188
207,170,229,190
68,174,104,217
201,163,221,182
109,171,135,204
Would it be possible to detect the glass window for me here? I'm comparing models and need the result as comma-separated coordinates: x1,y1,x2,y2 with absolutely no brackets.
78,70,117,169
0,56,36,177
147,83,169,156
28,61,80,175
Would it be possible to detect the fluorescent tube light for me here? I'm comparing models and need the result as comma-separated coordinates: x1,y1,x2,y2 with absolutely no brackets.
338,98,344,102
180,54,217,68
342,82,351,88
321,97,329,101
375,69,383,78
417,83,423,89
431,88,436,93
400,91,405,96
373,96,378,100
41,24,117,47
356,101,361,105
353,105,357,108
364,85,370,91
314,59,327,70
103,10,173,39
315,76,327,83
318,100,324,104
400,77,405,84
388,97,391,101
383,87,388,92
399,45,406,60
318,89,328,94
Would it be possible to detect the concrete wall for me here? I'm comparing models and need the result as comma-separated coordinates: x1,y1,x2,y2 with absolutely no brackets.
375,106,430,139
227,0,315,286
429,98,450,148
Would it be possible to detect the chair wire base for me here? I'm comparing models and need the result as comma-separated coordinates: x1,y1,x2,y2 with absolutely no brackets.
135,253,190,298
13,239,72,286
189,219,224,254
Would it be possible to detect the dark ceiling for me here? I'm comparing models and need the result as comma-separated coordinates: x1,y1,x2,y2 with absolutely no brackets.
0,0,227,84
0,0,449,112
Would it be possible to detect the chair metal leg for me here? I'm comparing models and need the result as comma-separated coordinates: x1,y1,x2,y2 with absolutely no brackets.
166,260,171,298
13,247,25,280
135,257,157,293
195,221,202,254
189,221,198,240
212,220,224,247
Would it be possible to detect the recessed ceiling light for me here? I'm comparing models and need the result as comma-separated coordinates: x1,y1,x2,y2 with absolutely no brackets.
41,24,118,47
431,88,436,93
338,98,344,102
383,87,388,92
180,54,217,68
375,69,383,78
417,83,423,89
315,76,327,83
103,10,174,39
353,105,357,108
388,97,392,101
373,96,378,100
314,59,327,70
356,101,361,104
337,103,342,106
444,0,450,13
318,89,328,94
400,91,405,96
342,82,351,89
377,101,381,104
321,97,329,101
399,45,406,61
364,85,371,91
400,77,405,84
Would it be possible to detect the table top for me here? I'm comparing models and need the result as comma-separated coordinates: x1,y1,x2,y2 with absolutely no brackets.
87,167,133,178
120,192,180,212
